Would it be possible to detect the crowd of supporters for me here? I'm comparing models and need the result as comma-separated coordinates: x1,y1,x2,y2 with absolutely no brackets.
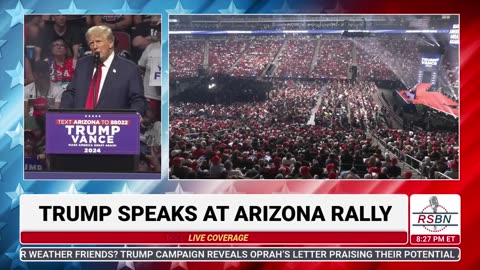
208,38,250,74
169,39,205,78
374,128,459,179
23,15,161,173
310,39,352,79
170,34,422,86
169,78,452,179
229,35,284,77
274,37,316,78
356,37,420,88
169,31,459,179
435,46,459,101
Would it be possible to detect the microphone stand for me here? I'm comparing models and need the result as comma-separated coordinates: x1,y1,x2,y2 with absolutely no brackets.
92,67,99,109
92,53,100,109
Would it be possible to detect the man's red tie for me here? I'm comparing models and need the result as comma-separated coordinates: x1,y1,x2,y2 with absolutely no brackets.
85,63,104,109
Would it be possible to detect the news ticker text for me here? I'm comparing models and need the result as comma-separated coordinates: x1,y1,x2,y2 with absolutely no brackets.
21,247,460,262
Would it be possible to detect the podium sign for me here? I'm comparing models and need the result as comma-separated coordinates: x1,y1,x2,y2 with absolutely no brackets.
46,112,140,155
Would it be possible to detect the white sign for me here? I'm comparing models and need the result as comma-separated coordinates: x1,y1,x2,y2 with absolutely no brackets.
149,57,162,86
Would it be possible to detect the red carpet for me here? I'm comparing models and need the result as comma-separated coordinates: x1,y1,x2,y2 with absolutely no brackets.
398,83,459,117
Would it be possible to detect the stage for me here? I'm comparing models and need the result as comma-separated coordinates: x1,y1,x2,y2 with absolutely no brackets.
398,83,458,117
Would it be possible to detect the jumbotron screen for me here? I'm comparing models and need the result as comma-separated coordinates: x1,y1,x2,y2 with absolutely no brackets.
450,23,459,45
0,1,476,270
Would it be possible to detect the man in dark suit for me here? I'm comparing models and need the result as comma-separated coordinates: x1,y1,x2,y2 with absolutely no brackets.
60,25,147,115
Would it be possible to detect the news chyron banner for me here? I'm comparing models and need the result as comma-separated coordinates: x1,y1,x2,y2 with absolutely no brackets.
20,194,408,245
410,194,461,245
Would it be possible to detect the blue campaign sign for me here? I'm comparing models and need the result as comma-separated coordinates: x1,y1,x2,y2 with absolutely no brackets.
45,112,140,155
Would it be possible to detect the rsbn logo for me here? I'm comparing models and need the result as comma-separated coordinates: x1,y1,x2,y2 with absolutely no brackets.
412,196,459,233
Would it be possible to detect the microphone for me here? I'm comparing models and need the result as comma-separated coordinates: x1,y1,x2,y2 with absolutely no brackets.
93,52,100,67
429,196,439,213
429,196,439,230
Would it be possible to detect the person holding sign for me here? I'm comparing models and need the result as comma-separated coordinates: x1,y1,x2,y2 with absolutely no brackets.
138,38,161,122
60,25,147,115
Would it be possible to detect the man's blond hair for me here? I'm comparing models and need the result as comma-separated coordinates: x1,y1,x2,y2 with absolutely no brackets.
85,25,115,42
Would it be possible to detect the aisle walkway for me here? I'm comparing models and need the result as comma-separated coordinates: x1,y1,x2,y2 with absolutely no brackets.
307,85,327,125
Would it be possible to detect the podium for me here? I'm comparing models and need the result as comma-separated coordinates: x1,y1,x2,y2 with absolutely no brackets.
45,109,140,172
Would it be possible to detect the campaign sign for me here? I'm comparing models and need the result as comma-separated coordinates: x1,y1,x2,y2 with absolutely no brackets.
420,54,441,69
149,56,162,86
45,112,140,155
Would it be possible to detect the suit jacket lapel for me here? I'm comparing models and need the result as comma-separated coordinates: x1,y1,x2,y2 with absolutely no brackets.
96,55,117,107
